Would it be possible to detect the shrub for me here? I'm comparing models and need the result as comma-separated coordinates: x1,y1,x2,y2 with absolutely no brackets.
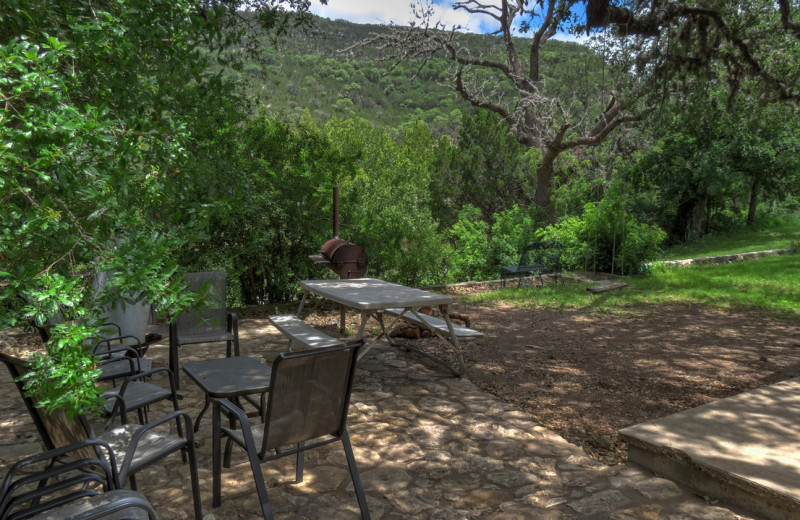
540,201,667,275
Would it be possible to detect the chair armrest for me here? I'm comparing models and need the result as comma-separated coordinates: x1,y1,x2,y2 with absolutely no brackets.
94,344,141,359
68,491,159,520
118,411,195,479
94,335,144,354
212,397,260,454
0,438,120,499
102,392,130,422
212,397,249,425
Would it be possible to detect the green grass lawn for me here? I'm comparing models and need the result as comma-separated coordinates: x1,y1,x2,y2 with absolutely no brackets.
463,218,800,319
659,218,800,260
462,252,800,320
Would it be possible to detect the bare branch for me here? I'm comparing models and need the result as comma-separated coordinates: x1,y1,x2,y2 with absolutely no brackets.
455,67,512,120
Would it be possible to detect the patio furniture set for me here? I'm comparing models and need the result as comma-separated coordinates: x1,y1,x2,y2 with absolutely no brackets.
1,272,482,519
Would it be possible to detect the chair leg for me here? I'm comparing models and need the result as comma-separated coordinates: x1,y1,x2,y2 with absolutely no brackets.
169,324,180,390
185,431,203,520
341,428,370,520
295,442,305,484
212,401,222,508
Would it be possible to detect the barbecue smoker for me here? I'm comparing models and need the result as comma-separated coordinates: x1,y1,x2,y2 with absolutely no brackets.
309,188,368,279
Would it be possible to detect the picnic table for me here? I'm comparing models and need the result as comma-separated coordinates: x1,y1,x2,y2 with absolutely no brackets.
277,278,482,376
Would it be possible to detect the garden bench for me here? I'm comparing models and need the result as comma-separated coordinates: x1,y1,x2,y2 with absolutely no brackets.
268,314,344,351
382,308,483,339
500,240,563,287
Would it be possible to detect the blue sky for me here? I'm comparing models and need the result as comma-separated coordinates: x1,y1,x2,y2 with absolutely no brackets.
310,0,588,42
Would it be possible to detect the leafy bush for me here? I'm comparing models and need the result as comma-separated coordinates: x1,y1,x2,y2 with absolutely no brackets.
490,205,540,268
447,205,492,282
540,200,666,275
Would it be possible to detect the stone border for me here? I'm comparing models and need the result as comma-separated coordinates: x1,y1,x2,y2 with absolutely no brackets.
650,249,789,268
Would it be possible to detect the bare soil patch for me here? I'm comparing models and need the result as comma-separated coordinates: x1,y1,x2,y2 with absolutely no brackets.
257,285,800,466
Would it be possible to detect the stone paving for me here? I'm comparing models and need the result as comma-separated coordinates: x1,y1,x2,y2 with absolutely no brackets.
0,318,762,519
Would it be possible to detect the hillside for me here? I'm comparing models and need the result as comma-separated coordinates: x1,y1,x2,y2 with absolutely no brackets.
230,15,604,137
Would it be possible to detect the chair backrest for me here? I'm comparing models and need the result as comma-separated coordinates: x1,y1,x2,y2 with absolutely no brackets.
520,241,561,267
175,271,227,336
0,352,94,458
260,342,362,454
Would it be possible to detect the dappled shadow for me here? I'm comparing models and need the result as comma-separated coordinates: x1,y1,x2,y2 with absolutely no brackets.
458,303,800,464
1,304,781,519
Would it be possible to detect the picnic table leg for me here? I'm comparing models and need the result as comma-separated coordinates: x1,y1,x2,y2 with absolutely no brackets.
296,290,308,316
439,304,467,376
355,311,372,360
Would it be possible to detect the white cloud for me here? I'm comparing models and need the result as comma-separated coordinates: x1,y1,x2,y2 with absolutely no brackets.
310,0,497,33
552,32,590,45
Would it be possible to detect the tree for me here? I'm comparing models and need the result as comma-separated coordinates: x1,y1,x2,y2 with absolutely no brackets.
586,0,800,103
431,109,534,228
0,0,320,416
325,118,450,286
352,0,650,214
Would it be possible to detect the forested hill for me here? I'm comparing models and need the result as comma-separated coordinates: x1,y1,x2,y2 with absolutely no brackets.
232,15,601,137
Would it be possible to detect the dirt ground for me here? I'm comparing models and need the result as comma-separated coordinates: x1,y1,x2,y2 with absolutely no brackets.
270,283,800,466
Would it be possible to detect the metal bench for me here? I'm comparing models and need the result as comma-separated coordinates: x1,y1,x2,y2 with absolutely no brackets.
499,240,562,288
268,314,344,351
383,308,483,339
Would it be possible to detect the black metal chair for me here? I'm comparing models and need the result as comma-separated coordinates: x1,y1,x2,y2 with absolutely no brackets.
211,342,370,519
499,240,563,288
0,438,160,520
0,352,202,520
169,270,239,389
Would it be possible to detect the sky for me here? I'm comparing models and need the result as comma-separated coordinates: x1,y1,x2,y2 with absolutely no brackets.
309,0,589,42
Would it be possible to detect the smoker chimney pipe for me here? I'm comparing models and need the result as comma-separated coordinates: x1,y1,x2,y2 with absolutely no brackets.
333,186,340,238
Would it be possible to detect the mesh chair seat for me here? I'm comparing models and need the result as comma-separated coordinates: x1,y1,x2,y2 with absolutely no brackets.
100,357,153,381
99,424,188,478
102,382,173,417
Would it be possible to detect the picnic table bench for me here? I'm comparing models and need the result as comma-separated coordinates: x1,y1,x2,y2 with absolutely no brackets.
268,314,344,351
382,308,483,339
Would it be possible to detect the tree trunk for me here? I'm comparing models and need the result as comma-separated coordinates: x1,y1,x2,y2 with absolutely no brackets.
691,192,708,238
747,176,759,226
533,146,559,221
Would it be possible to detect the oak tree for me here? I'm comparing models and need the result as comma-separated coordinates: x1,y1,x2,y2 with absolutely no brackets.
351,0,651,214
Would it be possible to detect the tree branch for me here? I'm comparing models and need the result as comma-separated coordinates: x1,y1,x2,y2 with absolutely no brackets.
778,0,800,38
455,67,511,120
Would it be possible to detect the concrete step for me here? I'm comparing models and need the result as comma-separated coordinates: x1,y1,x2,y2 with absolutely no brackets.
620,377,800,520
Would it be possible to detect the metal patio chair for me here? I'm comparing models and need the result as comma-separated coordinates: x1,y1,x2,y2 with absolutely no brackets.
0,352,202,520
0,439,159,520
499,240,563,288
169,270,239,389
211,341,370,519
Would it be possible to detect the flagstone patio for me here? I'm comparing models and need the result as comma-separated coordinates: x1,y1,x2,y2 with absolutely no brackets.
0,318,761,519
